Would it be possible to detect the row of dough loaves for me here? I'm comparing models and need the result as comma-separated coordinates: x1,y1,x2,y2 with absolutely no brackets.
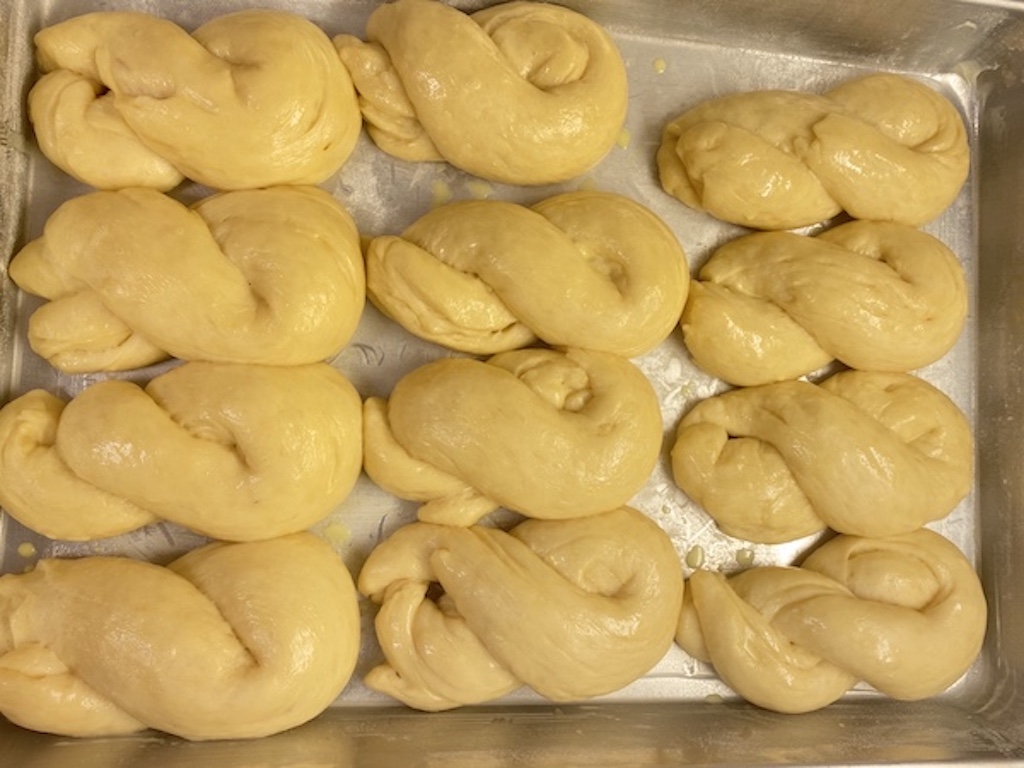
6,6,373,742
0,506,984,727
9,187,688,373
10,184,968,388
31,2,969,218
359,515,985,713
651,53,980,715
8,4,374,744
0,505,682,735
656,78,971,549
0,345,664,543
28,6,966,225
30,0,629,189
652,58,981,715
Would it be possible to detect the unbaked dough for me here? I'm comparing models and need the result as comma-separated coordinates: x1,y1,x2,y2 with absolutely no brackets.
671,370,973,543
335,0,628,184
676,528,987,713
367,191,688,356
0,533,359,739
30,10,361,190
682,220,967,385
359,507,683,710
363,347,662,526
0,362,362,541
658,73,969,229
10,186,364,372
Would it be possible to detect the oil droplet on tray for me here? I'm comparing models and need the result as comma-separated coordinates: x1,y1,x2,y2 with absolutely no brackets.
736,548,755,567
16,542,37,558
685,545,705,569
322,521,351,548
653,58,668,74
431,179,453,207
616,127,632,149
465,180,494,199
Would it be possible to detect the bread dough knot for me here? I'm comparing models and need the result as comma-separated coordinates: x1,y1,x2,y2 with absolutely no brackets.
367,191,689,356
10,186,365,372
671,370,972,543
683,220,967,385
363,348,662,526
676,528,987,713
335,0,628,184
0,362,362,541
658,73,969,229
0,533,360,739
358,507,683,710
29,10,361,190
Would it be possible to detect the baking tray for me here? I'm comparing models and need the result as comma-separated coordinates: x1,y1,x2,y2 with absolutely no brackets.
2,0,1024,764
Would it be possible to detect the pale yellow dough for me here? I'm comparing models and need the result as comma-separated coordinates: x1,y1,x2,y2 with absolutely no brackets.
676,528,987,713
367,191,689,356
30,10,360,190
363,348,662,526
671,370,973,543
10,186,364,372
683,221,968,386
335,0,628,184
0,533,360,739
0,362,362,542
359,507,683,711
658,73,969,229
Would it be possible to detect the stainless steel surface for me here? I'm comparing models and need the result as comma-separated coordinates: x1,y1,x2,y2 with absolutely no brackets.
1,0,1023,764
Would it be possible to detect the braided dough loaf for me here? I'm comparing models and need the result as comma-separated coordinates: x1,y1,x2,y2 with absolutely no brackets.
658,73,969,229
11,186,364,372
367,191,689,356
676,528,987,713
0,362,362,541
671,371,972,543
364,348,662,526
359,507,683,710
683,221,967,386
0,533,359,739
30,10,360,190
335,0,628,185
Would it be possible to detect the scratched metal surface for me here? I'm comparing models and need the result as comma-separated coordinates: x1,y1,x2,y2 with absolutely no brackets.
0,0,1010,732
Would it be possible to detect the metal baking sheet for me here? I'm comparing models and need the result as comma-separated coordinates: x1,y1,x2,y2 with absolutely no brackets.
0,0,986,708
2,0,1023,764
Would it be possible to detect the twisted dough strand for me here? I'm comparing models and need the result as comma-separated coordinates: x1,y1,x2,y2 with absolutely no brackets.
336,0,628,184
367,191,689,356
676,528,987,713
0,362,362,542
10,186,364,372
0,533,360,739
683,220,967,386
658,73,969,229
359,507,683,710
671,371,972,543
30,10,361,190
363,348,662,526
